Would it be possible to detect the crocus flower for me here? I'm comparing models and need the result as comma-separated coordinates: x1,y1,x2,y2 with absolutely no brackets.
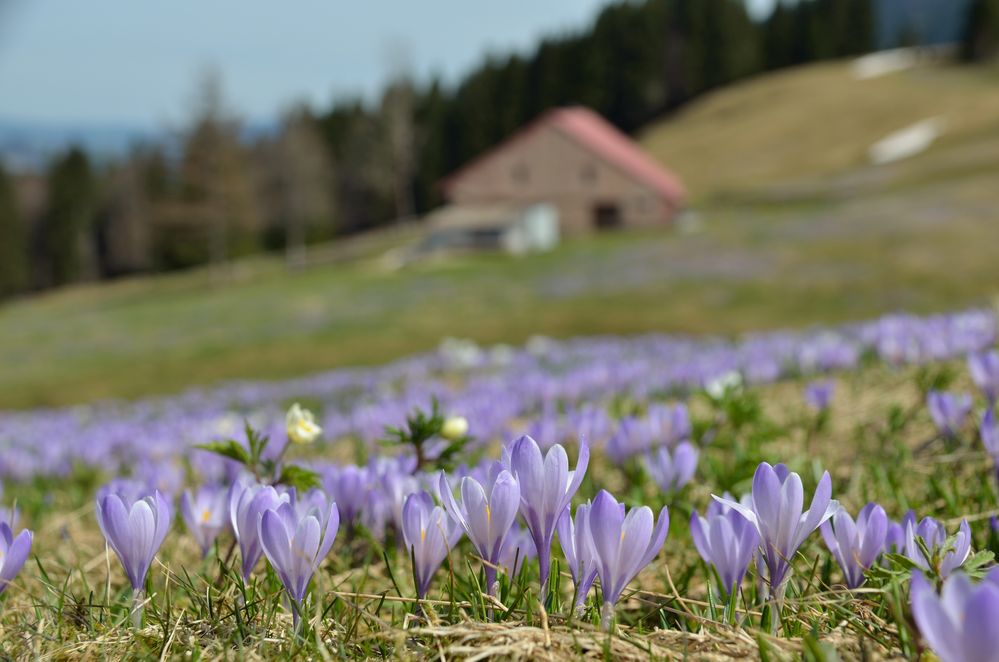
95,489,172,591
286,403,322,445
969,350,999,404
0,522,32,596
927,391,972,438
229,482,290,580
820,503,887,588
180,485,228,558
401,490,462,599
438,464,520,594
910,570,999,662
885,510,917,555
557,502,598,614
258,499,339,626
508,435,589,592
324,465,368,526
690,500,760,597
804,380,834,411
714,463,837,598
586,490,669,629
904,517,971,578
644,441,698,494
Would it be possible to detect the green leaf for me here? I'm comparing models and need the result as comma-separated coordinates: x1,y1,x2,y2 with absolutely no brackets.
243,421,270,463
276,464,322,491
194,439,251,465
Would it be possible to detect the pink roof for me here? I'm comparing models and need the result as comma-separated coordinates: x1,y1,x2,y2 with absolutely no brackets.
441,106,685,204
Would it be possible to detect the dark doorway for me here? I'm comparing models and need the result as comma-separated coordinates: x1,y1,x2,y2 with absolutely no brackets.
593,203,621,230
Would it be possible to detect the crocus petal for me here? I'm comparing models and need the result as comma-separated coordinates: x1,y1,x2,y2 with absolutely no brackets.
962,584,999,662
711,495,759,532
0,529,32,587
911,573,962,662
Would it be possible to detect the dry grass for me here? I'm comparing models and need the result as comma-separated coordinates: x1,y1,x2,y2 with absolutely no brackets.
640,59,999,200
1,357,987,659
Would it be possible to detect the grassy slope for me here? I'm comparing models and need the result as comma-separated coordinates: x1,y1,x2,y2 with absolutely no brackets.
639,59,999,201
2,59,999,409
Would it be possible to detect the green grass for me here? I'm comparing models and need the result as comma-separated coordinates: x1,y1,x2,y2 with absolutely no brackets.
3,58,999,409
3,170,998,410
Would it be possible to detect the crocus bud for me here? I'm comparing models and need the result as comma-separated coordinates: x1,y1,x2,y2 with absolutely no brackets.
440,416,469,441
286,403,322,445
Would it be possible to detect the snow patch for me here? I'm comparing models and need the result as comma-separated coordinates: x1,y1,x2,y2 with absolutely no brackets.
851,48,919,80
868,117,944,165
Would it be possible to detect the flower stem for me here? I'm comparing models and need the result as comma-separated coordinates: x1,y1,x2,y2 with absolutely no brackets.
600,602,615,632
131,589,145,629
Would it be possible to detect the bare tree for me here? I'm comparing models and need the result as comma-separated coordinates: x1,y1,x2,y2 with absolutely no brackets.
381,78,415,221
181,68,259,282
272,106,335,269
380,39,416,222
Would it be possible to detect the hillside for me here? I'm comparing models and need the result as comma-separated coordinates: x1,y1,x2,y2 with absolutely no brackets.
3,59,999,409
640,57,999,201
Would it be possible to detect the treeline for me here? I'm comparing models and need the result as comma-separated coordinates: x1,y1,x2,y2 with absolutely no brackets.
1,0,992,299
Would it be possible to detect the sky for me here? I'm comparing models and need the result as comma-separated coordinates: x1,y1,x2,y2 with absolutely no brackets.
0,0,630,128
0,1,779,129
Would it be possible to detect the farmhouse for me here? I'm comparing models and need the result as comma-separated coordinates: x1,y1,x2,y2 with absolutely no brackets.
438,106,686,236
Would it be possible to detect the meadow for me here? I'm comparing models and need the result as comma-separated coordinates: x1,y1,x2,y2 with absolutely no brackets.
1,307,998,660
2,57,999,660
4,59,999,409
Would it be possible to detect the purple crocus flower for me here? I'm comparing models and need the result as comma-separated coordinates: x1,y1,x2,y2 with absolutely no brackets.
586,490,669,629
401,490,462,599
95,489,172,591
438,463,520,594
229,481,290,580
804,380,835,411
0,522,32,596
644,441,698,494
258,499,339,626
714,463,837,598
969,350,999,404
911,570,999,662
180,485,228,558
927,391,973,438
820,503,887,588
508,435,589,592
557,502,598,614
904,517,971,578
885,510,917,555
690,500,760,597
324,464,368,526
